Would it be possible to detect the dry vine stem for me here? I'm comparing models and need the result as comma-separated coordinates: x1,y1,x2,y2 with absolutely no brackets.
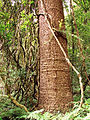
40,0,83,109
8,94,29,112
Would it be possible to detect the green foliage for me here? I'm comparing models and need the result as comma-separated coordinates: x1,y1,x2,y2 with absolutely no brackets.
73,0,90,11
30,1,34,5
0,95,89,120
0,96,27,120
0,117,2,120
65,0,90,100
19,99,90,120
0,0,39,109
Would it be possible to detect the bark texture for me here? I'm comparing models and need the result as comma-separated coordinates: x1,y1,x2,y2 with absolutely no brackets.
38,0,73,112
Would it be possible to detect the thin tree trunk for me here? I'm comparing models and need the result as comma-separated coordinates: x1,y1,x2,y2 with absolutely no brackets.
38,0,73,112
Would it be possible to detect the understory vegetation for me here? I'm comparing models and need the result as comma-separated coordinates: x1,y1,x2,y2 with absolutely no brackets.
0,96,90,120
0,0,90,120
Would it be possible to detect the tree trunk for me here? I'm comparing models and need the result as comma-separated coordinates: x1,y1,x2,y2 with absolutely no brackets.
38,0,73,112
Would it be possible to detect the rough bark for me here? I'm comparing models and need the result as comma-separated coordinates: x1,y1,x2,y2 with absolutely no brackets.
38,0,73,112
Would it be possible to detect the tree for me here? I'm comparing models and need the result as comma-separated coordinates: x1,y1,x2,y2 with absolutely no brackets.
38,0,73,112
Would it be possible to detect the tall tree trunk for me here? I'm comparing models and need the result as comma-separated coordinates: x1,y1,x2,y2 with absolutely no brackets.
38,0,73,112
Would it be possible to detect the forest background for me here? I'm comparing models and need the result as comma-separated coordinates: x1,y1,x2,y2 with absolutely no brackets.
0,0,90,120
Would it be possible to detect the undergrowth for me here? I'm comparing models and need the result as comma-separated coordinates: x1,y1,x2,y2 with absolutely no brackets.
0,95,27,120
0,95,90,120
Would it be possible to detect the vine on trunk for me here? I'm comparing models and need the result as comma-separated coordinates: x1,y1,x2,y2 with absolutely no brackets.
40,0,83,111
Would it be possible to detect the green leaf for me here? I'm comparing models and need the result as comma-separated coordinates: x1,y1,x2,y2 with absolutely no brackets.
0,11,5,16
85,98,90,105
21,10,25,17
29,13,33,18
0,117,2,120
30,1,34,4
